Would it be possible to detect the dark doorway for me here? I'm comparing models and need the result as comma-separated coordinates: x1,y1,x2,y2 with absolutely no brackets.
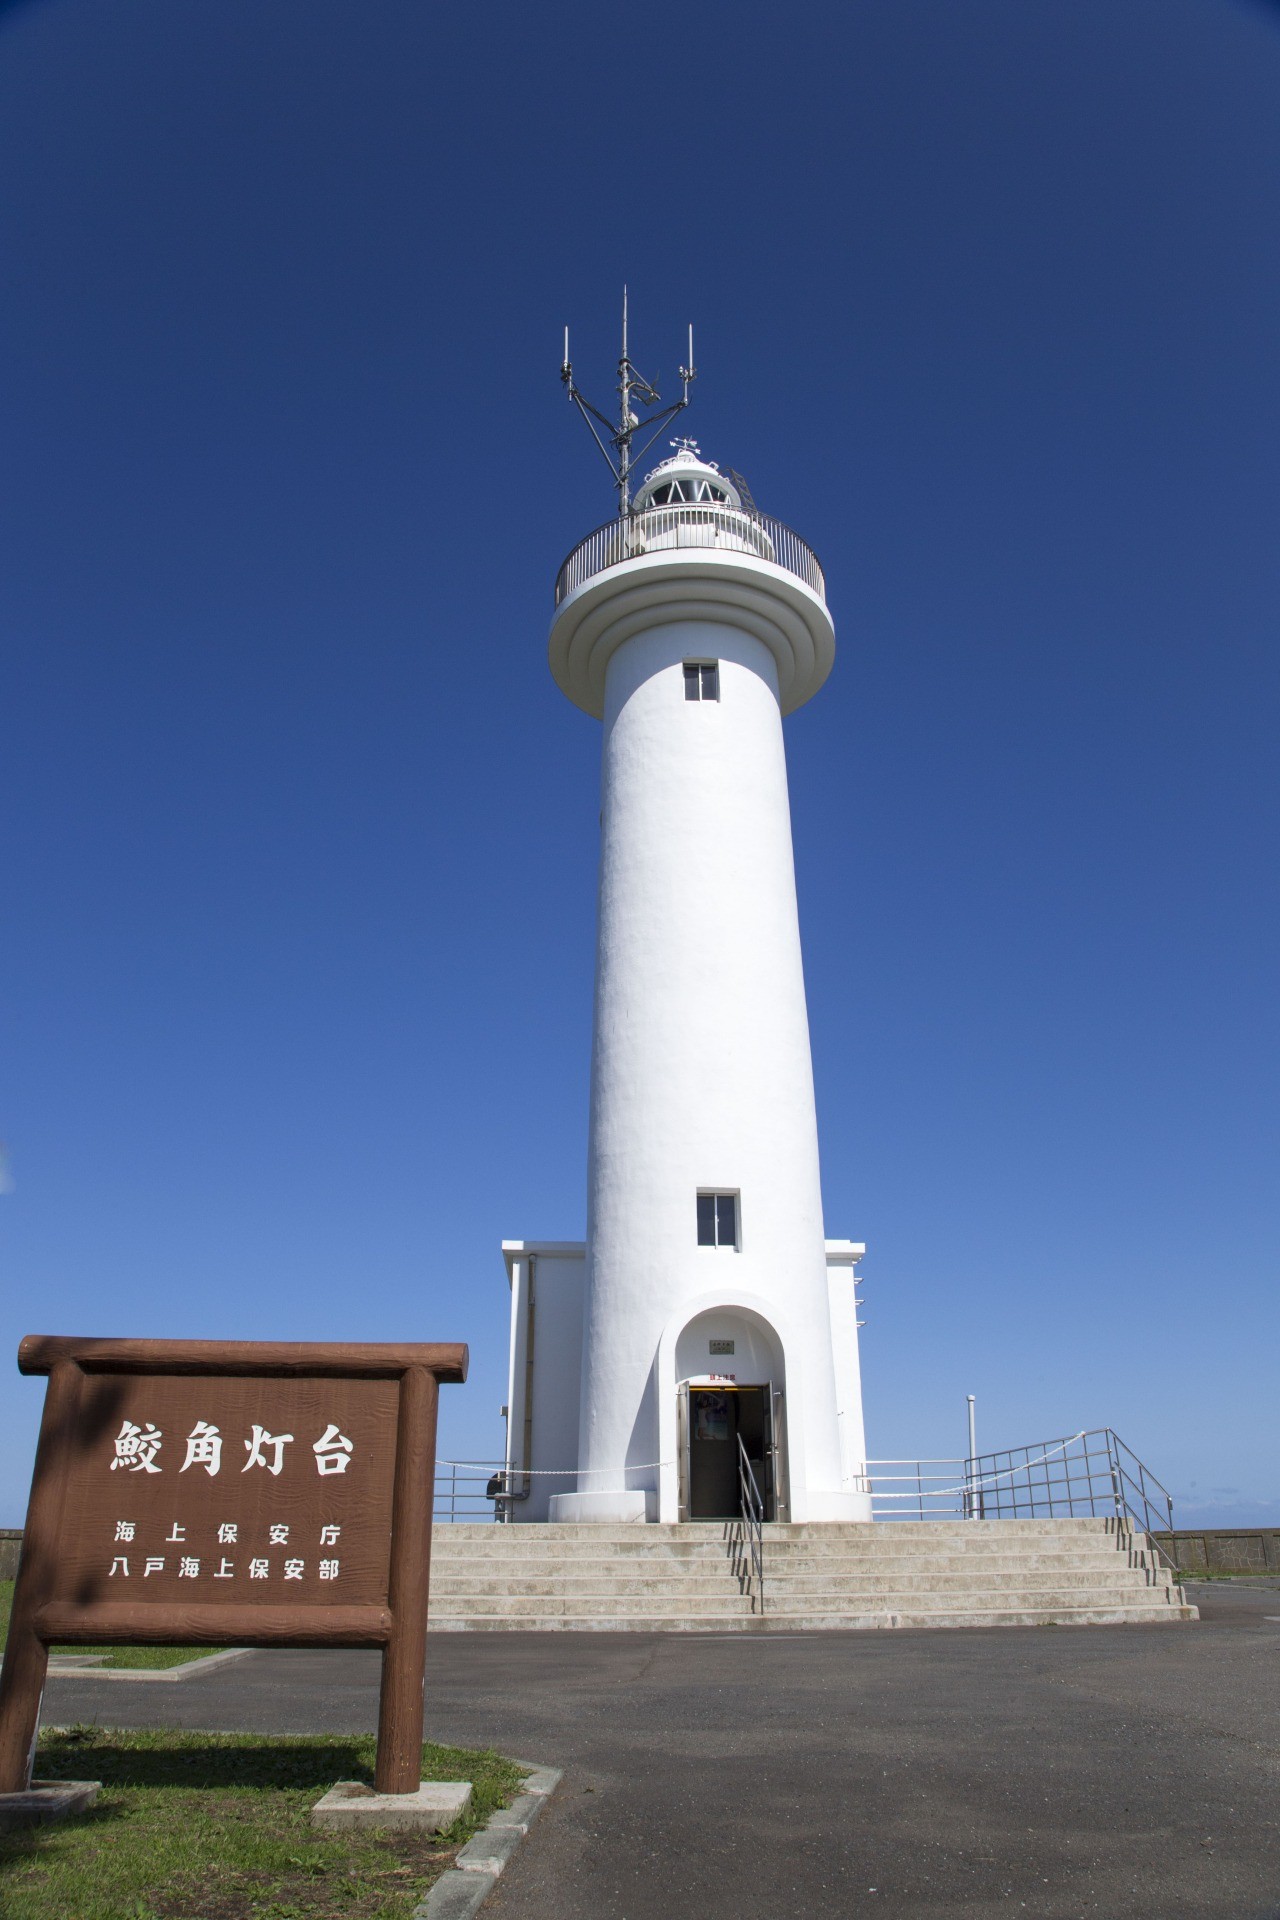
687,1384,773,1520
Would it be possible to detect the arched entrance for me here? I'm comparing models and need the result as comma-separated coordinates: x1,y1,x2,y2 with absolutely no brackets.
674,1307,789,1522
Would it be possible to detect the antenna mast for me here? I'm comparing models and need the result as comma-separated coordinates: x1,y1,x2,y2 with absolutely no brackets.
561,290,696,517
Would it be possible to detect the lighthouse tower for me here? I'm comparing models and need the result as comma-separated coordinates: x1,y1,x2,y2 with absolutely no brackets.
502,314,869,1525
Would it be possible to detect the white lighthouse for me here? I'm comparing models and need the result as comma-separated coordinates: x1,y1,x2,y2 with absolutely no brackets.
502,312,869,1525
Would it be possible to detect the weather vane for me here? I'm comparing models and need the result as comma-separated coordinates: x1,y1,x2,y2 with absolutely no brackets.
561,289,696,517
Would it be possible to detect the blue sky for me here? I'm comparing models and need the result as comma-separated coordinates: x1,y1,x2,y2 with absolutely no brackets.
2,0,1277,1528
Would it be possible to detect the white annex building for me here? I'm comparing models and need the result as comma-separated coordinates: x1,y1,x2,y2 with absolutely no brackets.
502,323,869,1527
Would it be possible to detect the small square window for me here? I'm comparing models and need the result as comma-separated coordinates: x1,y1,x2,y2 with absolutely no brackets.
696,1190,739,1248
683,661,719,702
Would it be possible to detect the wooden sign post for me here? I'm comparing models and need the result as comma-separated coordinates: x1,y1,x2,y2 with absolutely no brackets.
0,1337,467,1796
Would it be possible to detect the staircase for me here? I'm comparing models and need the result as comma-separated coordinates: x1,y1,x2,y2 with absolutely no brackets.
428,1517,1197,1631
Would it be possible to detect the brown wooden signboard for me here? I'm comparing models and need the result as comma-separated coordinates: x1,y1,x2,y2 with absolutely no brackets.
0,1337,467,1795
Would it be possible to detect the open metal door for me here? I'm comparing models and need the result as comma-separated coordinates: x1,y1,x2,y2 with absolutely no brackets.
676,1381,690,1522
769,1388,790,1522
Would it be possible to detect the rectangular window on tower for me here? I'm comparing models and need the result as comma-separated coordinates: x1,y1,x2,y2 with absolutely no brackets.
696,1191,739,1249
683,661,719,702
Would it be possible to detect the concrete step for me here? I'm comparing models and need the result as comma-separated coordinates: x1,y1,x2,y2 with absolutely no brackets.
433,1559,1159,1589
433,1518,1132,1545
430,1603,1196,1633
762,1565,1168,1592
423,1517,1194,1633
432,1535,1143,1561
430,1582,1180,1617
430,1564,1156,1595
431,1538,1143,1561
432,1539,1146,1564
765,1584,1186,1611
435,1517,1129,1535
430,1584,1143,1611
432,1596,734,1612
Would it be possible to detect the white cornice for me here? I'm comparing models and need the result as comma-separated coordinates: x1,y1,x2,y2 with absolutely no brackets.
548,550,835,719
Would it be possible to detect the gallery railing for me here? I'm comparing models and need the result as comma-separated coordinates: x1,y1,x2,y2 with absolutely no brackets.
554,504,826,607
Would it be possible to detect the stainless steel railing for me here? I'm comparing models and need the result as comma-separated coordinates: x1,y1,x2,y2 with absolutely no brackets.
554,505,826,607
865,1428,1179,1568
433,1461,507,1522
728,1434,766,1613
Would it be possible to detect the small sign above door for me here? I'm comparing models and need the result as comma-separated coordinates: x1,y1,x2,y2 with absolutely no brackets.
708,1339,735,1355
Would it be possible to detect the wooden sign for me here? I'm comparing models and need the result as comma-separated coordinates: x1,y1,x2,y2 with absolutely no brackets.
0,1337,467,1796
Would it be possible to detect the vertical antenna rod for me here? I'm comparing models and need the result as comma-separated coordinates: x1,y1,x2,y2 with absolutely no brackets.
561,292,696,517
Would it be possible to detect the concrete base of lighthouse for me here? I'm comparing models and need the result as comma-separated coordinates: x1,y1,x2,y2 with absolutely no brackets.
547,1491,655,1524
806,1492,874,1523
545,1490,873,1527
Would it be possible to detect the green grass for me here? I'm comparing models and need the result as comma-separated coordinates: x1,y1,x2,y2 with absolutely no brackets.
53,1644,224,1670
0,1578,232,1671
1178,1568,1280,1582
1,1725,524,1919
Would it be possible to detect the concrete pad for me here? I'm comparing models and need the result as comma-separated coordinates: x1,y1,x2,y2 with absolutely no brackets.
0,1780,100,1831
311,1778,471,1832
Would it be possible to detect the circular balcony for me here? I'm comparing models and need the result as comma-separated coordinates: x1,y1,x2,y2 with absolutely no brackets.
554,505,827,608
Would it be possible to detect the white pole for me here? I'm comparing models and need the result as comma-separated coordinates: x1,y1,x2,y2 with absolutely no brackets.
966,1394,977,1520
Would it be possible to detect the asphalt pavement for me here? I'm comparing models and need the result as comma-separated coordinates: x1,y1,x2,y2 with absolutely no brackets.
39,1580,1280,1919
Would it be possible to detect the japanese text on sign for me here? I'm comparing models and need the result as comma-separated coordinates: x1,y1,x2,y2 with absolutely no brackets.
112,1419,355,1477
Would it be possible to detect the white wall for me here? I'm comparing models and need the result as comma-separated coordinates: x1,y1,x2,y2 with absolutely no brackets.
573,619,856,1518
826,1244,872,1523
503,1242,585,1524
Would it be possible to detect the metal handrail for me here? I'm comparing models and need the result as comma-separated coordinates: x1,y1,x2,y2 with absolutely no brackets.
433,1461,507,1522
865,1428,1181,1571
554,504,826,607
731,1434,766,1614
1102,1431,1180,1573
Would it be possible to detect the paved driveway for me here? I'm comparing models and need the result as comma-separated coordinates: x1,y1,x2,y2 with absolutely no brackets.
40,1582,1280,1919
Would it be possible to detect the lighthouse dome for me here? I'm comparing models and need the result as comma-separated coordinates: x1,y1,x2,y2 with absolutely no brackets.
632,443,742,512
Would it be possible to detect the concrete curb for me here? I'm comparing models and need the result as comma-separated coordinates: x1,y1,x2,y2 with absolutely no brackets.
44,1648,252,1683
415,1760,561,1920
